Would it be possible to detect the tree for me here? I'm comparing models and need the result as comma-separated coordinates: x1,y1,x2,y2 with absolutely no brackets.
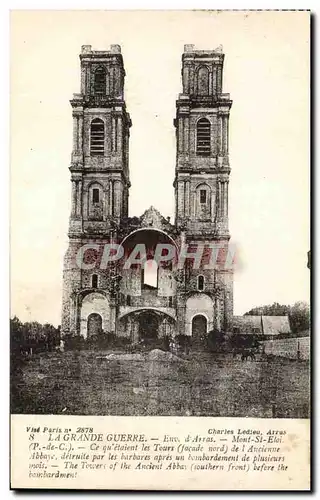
10,317,61,354
289,301,310,333
10,316,24,353
244,302,290,316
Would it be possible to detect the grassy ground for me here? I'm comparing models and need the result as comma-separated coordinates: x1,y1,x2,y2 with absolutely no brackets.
11,349,309,418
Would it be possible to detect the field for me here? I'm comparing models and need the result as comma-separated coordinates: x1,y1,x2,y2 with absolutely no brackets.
11,349,309,418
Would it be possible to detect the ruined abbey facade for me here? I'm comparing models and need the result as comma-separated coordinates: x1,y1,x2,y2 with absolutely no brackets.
61,44,233,341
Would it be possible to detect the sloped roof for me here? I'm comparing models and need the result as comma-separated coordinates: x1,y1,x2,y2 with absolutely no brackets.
261,316,291,335
232,315,291,335
233,315,262,333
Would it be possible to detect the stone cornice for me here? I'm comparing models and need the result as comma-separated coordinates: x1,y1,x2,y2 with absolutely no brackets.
175,166,231,175
70,96,131,119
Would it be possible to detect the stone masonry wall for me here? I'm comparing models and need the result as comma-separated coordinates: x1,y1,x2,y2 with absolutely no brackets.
262,337,310,361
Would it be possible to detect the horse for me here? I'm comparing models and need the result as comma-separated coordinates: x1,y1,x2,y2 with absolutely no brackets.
241,349,256,361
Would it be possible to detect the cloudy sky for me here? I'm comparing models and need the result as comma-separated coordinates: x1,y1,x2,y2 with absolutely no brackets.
10,10,310,325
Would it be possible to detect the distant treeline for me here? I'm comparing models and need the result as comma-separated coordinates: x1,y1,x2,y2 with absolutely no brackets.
10,316,61,355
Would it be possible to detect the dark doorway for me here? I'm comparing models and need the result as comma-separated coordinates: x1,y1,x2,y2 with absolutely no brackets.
192,315,207,339
138,311,159,341
87,313,102,337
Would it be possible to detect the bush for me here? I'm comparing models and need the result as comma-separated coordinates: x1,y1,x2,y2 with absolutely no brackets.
206,329,227,352
229,334,260,351
112,335,131,349
64,332,134,351
63,334,85,351
175,334,191,353
132,336,171,352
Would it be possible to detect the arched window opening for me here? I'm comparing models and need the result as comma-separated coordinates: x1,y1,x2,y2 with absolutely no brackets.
197,66,209,96
198,275,205,291
94,68,106,95
92,188,100,204
88,183,103,221
200,189,207,204
90,119,105,156
196,184,211,221
142,260,158,289
196,118,211,156
92,274,98,288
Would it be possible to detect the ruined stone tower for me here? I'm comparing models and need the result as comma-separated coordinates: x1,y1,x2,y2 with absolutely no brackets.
173,44,233,335
61,45,132,336
61,44,233,340
69,44,131,235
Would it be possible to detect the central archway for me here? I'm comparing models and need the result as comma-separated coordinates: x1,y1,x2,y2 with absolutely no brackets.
120,227,178,252
119,227,178,303
117,308,176,343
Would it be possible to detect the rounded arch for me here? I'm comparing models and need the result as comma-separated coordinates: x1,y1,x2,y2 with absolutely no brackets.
119,229,178,296
90,117,105,125
194,181,212,191
120,227,178,251
197,66,209,95
196,116,212,126
186,293,213,309
118,306,176,322
117,308,177,342
87,180,104,190
80,292,110,338
186,293,214,335
78,288,109,301
90,116,106,124
87,313,102,337
191,314,208,338
191,312,209,323
93,66,106,95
